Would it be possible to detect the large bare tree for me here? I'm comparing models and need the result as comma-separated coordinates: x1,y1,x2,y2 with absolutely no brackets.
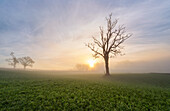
86,14,132,76
5,52,19,69
18,56,35,69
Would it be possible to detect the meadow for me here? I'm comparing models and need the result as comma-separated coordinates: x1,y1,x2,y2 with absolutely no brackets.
0,69,170,110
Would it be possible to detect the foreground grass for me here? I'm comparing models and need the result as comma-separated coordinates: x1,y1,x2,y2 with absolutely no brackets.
0,69,170,110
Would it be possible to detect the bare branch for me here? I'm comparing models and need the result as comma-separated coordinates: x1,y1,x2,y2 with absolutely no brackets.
85,43,104,58
92,36,102,48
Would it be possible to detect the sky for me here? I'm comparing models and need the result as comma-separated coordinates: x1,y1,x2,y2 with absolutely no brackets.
0,0,170,73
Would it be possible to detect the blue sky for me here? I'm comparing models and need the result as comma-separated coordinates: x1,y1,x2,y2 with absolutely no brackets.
0,0,170,72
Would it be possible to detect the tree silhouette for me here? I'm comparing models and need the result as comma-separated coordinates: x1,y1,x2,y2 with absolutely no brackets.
86,14,132,76
5,52,19,69
76,64,90,71
18,56,35,69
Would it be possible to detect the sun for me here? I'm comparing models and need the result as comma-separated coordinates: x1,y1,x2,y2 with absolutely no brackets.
87,59,96,68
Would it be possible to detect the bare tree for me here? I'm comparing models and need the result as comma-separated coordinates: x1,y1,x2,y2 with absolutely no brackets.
5,52,19,69
76,64,90,71
18,56,35,69
86,14,132,76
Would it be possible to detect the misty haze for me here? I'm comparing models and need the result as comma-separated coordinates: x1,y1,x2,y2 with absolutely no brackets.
0,0,170,110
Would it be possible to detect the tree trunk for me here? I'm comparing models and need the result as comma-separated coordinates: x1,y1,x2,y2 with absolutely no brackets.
24,66,26,70
104,55,110,76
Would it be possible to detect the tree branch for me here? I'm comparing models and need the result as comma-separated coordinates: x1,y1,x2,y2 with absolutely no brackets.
86,43,104,58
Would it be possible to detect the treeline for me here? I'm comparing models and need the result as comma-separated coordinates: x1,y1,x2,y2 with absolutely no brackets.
5,52,35,69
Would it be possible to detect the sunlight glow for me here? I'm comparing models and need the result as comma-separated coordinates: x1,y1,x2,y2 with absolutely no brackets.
88,59,96,68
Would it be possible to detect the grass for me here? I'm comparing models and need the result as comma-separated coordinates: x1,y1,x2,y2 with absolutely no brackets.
0,69,170,110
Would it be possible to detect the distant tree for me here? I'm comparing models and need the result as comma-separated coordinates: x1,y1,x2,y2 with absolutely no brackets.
76,64,90,71
86,14,132,76
5,52,19,69
18,56,35,69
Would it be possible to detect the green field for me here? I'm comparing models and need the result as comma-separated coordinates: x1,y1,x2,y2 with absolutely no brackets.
0,69,170,110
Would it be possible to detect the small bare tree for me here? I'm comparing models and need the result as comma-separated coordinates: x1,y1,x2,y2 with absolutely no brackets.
5,52,19,69
76,64,90,71
86,14,132,76
18,56,35,69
